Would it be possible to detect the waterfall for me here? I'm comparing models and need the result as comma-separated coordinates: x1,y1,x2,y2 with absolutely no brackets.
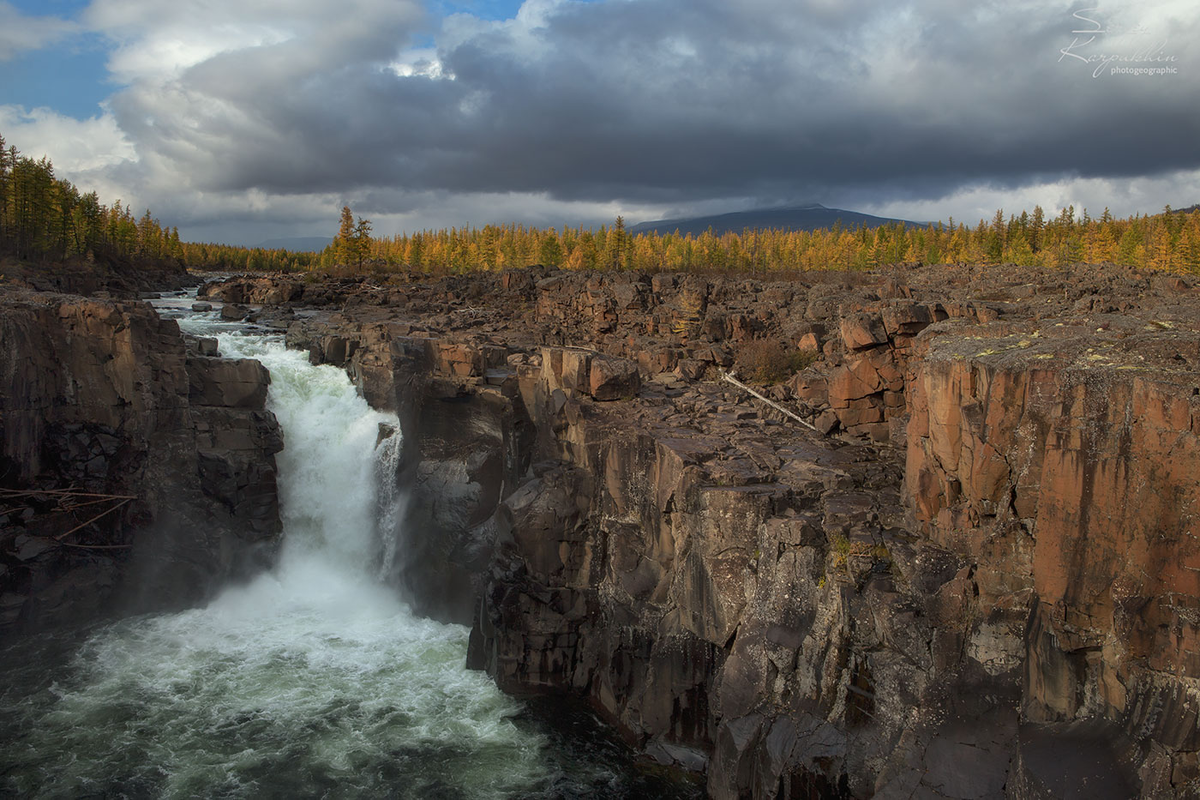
216,333,398,578
374,428,406,581
0,331,546,799
0,322,696,799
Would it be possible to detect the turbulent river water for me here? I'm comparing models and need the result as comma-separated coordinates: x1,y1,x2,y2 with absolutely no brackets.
0,307,699,799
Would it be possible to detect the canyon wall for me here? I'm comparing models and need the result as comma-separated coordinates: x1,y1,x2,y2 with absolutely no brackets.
303,328,1021,798
906,325,1200,797
0,289,282,632
277,264,1200,798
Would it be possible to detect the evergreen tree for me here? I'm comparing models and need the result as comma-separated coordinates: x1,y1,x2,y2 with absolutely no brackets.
0,134,8,242
334,205,356,265
606,215,627,269
1030,205,1045,251
353,216,372,268
538,229,563,266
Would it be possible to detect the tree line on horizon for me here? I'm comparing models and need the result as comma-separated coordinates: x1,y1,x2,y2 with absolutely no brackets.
326,204,1200,275
183,203,1200,277
3,131,1199,277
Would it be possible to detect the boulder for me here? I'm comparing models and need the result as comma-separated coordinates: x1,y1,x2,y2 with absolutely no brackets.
839,313,888,351
589,356,641,400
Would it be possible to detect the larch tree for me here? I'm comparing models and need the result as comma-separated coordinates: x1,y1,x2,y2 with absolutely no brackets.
606,215,627,269
1030,206,1045,252
0,134,8,241
353,216,372,268
334,205,356,265
538,229,563,266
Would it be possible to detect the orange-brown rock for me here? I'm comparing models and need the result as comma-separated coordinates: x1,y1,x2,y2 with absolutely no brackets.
839,312,888,351
906,323,1200,793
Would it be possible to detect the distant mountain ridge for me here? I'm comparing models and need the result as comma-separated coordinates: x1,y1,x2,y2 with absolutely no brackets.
256,236,333,252
629,204,926,236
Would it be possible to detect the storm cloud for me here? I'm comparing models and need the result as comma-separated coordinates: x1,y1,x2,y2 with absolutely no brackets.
3,0,1199,242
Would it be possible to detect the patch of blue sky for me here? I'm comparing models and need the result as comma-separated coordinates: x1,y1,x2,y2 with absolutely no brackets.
412,0,595,48
0,32,114,119
7,0,90,17
433,0,600,20
408,1,527,51
431,0,527,22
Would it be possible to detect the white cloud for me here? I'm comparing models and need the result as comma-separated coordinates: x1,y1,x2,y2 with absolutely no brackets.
389,48,454,80
85,0,425,82
0,105,135,172
858,168,1200,225
0,1,77,61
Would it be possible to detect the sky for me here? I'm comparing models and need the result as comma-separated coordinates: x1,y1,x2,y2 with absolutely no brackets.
1,0,1198,245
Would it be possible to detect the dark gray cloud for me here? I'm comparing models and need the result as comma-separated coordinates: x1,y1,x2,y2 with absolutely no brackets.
8,0,1200,239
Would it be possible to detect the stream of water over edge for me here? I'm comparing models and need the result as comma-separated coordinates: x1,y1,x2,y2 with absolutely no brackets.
0,303,702,799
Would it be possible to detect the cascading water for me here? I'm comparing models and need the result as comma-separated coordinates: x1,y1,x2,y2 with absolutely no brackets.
0,314,700,799
374,430,406,581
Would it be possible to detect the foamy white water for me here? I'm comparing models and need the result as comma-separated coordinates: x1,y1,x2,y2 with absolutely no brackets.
217,333,395,577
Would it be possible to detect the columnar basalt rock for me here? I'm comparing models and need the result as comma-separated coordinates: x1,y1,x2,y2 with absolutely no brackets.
289,314,1015,796
460,347,1035,798
906,324,1200,793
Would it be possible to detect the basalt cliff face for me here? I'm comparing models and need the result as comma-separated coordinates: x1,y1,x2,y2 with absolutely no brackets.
0,288,281,632
906,328,1200,798
255,262,1200,798
8,262,1200,798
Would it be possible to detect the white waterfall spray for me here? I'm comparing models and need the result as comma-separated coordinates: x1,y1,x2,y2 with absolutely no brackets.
217,333,397,578
374,428,406,581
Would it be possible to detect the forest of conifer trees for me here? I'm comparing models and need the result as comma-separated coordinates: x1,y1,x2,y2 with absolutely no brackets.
334,204,1200,275
0,133,185,266
3,131,1199,277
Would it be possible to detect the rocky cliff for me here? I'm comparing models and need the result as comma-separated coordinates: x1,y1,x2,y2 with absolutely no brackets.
1,255,197,298
0,288,281,632
149,266,1200,796
907,322,1200,798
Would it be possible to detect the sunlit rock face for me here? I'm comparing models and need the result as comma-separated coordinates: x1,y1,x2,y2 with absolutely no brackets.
907,330,1200,796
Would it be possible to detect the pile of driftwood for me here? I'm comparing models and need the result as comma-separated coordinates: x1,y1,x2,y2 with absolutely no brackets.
0,487,136,549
